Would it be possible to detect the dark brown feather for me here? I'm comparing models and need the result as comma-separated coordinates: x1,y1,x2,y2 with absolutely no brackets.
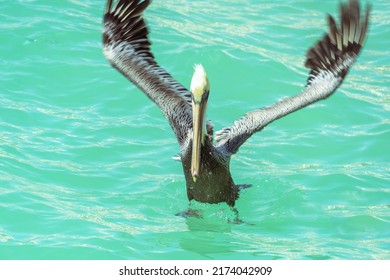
305,0,370,85
103,0,154,62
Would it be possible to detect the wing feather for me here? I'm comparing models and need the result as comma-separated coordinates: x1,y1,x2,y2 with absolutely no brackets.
103,0,193,148
215,0,370,155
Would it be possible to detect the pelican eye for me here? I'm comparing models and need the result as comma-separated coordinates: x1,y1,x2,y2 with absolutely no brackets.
202,90,210,101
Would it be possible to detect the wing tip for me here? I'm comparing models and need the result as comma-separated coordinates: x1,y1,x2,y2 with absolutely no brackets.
103,0,155,63
103,0,152,45
305,0,370,84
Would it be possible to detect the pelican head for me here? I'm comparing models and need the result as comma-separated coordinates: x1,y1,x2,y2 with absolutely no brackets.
190,64,210,182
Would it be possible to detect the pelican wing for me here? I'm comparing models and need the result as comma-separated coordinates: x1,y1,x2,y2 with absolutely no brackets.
103,0,193,148
215,0,370,155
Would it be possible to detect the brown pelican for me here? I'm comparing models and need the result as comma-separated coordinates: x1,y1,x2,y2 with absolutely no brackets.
103,0,370,207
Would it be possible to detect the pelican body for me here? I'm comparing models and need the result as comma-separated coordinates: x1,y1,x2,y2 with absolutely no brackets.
103,0,370,207
183,130,237,206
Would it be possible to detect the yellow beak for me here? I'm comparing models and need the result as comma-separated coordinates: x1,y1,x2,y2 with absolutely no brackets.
191,99,207,182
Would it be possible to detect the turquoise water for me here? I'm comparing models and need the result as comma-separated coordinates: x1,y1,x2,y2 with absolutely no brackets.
1,0,389,260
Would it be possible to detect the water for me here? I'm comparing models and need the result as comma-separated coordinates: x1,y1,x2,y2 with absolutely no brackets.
1,0,389,260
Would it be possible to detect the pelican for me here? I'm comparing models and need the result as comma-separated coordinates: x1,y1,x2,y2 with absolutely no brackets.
103,0,370,207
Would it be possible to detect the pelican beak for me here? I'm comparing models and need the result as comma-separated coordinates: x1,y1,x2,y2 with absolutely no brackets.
190,64,210,182
191,98,207,182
